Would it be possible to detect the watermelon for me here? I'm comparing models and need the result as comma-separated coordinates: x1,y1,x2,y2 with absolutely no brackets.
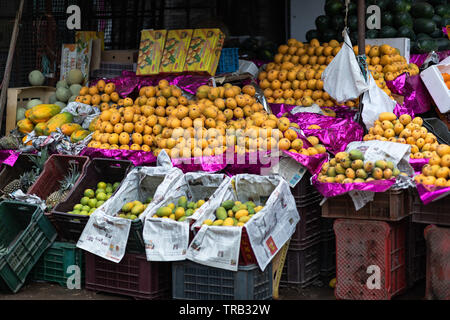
379,26,397,38
305,29,320,42
395,12,413,29
390,0,410,13
368,0,390,10
411,2,435,19
366,29,379,39
443,17,450,28
315,15,331,32
347,1,357,14
428,0,447,5
382,12,394,27
325,0,344,16
430,28,444,38
331,15,345,30
416,33,432,40
349,32,358,45
414,18,437,35
347,15,358,30
436,38,450,51
414,38,438,53
319,29,337,42
397,25,416,40
432,15,443,28
435,5,450,19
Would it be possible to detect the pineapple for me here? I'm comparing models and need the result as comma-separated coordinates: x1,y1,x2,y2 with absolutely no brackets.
2,169,38,195
46,162,80,209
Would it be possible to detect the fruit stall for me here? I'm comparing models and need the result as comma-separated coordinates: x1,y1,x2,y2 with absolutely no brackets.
0,0,449,303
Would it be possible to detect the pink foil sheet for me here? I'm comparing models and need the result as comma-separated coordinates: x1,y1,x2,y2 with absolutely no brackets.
410,50,450,68
224,149,275,176
311,174,396,198
283,150,329,175
80,147,156,167
0,150,20,167
171,153,228,173
410,158,429,175
415,182,450,205
386,73,433,115
393,102,415,118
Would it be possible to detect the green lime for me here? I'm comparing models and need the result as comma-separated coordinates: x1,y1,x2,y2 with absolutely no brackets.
84,189,95,198
119,213,126,218
96,188,106,195
82,205,91,212
89,207,96,213
130,215,137,220
72,210,80,215
113,182,120,191
96,192,107,201
73,204,83,211
106,194,112,200
97,182,107,190
106,183,113,189
96,200,105,208
105,186,113,194
80,210,88,215
80,197,90,206
88,198,98,208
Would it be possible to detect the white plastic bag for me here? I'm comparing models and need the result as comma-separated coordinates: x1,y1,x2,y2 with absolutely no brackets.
321,29,369,102
361,73,397,129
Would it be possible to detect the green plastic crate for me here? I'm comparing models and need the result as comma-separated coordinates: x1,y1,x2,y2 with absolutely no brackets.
0,201,57,293
31,241,84,287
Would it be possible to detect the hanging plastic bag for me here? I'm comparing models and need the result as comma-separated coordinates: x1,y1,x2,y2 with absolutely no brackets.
361,73,397,129
321,29,369,102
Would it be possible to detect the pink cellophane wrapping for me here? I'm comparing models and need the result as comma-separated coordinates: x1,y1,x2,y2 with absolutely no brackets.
386,73,433,115
415,182,450,205
225,150,275,175
283,150,329,175
311,174,396,198
171,153,227,173
409,50,450,68
393,102,415,118
410,158,429,175
80,147,156,166
91,71,210,97
0,150,20,167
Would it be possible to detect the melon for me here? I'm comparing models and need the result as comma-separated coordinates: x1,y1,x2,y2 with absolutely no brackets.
56,87,72,103
69,84,82,96
26,99,43,110
49,93,57,104
28,70,45,86
54,101,67,109
67,69,84,85
56,79,69,89
16,107,26,121
68,95,77,103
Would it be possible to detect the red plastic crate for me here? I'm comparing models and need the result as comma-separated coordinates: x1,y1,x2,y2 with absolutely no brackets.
424,225,450,300
334,219,407,300
85,252,171,300
0,153,37,193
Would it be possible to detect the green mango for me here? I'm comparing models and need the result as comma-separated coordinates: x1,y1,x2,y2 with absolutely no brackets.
247,206,255,215
221,200,234,210
177,196,188,209
187,201,196,209
156,206,172,217
245,201,256,208
185,208,194,216
216,207,228,220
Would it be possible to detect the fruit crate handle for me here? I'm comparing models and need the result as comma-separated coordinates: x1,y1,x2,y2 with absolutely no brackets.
91,158,133,173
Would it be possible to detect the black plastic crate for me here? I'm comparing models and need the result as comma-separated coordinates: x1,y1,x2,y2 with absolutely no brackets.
290,171,322,205
281,238,321,288
319,233,336,283
290,200,323,250
172,261,272,300
406,219,426,289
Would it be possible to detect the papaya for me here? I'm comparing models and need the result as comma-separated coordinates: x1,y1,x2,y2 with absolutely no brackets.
61,123,82,136
88,116,99,132
34,122,47,136
70,129,90,143
28,104,61,124
17,118,34,134
43,112,73,135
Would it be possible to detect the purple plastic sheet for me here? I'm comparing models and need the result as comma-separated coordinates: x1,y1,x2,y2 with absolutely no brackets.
80,147,156,166
311,174,396,198
386,73,432,115
171,153,228,173
410,158,429,175
225,149,275,176
393,102,415,118
416,182,450,205
90,71,210,97
0,150,20,167
410,50,450,68
283,150,329,175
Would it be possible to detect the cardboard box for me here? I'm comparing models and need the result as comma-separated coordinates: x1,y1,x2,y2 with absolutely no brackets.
184,28,226,76
60,44,77,81
5,86,56,135
366,37,410,63
101,50,138,64
420,63,450,114
160,29,193,74
136,30,167,75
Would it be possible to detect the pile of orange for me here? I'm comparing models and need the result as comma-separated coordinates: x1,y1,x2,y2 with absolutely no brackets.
87,80,327,158
414,144,450,187
75,80,122,111
258,38,420,108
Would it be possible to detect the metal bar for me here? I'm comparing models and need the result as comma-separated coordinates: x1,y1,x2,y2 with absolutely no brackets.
0,0,25,134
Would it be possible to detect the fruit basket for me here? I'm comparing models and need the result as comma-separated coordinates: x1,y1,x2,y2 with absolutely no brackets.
51,158,133,242
0,201,57,293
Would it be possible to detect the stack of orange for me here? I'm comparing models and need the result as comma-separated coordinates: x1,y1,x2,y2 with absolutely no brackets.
442,72,450,90
87,80,328,158
75,80,122,111
414,144,450,187
258,38,420,108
